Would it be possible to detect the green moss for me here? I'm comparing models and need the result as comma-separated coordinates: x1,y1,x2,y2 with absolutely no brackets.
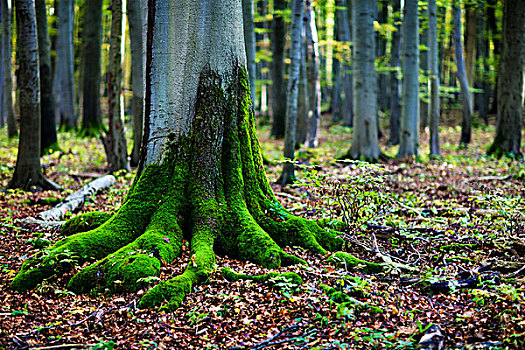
11,164,172,292
221,267,303,291
61,211,114,236
328,252,384,273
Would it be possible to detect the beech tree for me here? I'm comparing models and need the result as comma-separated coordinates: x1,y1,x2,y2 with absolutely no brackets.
343,0,381,160
388,0,401,145
2,0,16,138
11,0,346,312
397,0,419,158
428,0,440,156
487,0,525,158
8,0,58,190
35,0,57,154
270,0,287,138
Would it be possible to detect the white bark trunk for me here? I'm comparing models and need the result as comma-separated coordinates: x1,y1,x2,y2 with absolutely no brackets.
428,0,440,156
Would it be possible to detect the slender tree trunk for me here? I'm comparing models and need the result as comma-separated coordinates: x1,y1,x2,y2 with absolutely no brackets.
296,19,308,147
453,1,472,146
420,4,429,130
278,0,304,185
331,6,342,122
0,7,4,129
486,0,500,114
476,2,489,123
306,2,321,148
377,0,389,114
104,0,129,172
54,0,76,130
270,0,287,138
128,0,145,167
398,0,420,158
389,0,401,145
2,0,16,137
35,0,57,155
488,0,525,158
332,0,352,125
464,3,477,109
8,0,58,190
80,0,103,136
242,0,257,106
428,0,440,157
344,0,380,160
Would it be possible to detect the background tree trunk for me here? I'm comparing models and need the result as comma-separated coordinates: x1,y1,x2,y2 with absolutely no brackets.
306,2,321,147
104,0,129,172
488,0,525,158
242,0,257,106
420,4,429,130
428,0,440,157
389,0,401,145
80,0,102,136
453,1,473,146
296,19,308,147
35,0,57,154
464,3,477,109
2,0,16,138
279,0,304,185
398,0,419,158
345,0,380,160
270,0,287,138
54,0,76,130
8,0,57,190
128,0,145,167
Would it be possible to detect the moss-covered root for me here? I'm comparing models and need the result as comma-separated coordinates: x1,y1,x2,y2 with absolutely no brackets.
319,283,383,317
327,252,385,273
67,204,184,294
221,267,303,291
11,165,169,292
61,211,114,236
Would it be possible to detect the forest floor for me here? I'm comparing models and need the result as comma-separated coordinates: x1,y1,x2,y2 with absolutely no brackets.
0,113,524,349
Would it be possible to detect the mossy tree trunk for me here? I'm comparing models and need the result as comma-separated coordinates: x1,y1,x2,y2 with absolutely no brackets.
12,0,344,312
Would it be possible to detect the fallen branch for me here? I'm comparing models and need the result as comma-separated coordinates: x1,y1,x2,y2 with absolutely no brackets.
463,175,511,182
36,175,116,222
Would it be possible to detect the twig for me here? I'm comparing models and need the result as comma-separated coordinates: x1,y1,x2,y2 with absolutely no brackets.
463,175,511,182
30,344,96,350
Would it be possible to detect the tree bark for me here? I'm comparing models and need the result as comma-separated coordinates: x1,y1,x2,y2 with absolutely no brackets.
464,3,477,109
420,4,429,130
278,0,304,185
388,0,401,145
453,1,473,146
80,0,103,136
242,0,257,107
2,0,16,138
306,2,321,147
104,0,129,172
428,0,440,157
12,0,345,313
8,0,58,191
270,0,287,138
487,0,525,158
343,0,380,160
35,0,58,155
332,0,352,126
398,0,420,158
128,0,146,167
54,0,76,130
296,22,308,147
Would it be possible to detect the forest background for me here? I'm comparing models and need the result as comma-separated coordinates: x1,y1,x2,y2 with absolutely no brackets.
0,0,525,349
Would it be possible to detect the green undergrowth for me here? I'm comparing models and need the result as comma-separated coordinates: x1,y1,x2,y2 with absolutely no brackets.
221,267,303,293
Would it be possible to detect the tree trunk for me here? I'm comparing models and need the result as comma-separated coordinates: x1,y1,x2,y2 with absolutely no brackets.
428,0,440,157
332,0,352,126
377,0,389,114
54,0,76,130
464,3,477,109
8,0,58,191
104,0,129,172
80,0,103,136
306,2,321,147
343,0,380,160
270,0,287,138
389,0,401,145
486,0,500,114
278,0,304,185
487,0,525,158
453,1,473,146
35,0,57,155
242,0,257,107
12,0,345,313
128,0,146,167
296,22,308,147
420,4,429,130
398,0,420,158
2,0,16,138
